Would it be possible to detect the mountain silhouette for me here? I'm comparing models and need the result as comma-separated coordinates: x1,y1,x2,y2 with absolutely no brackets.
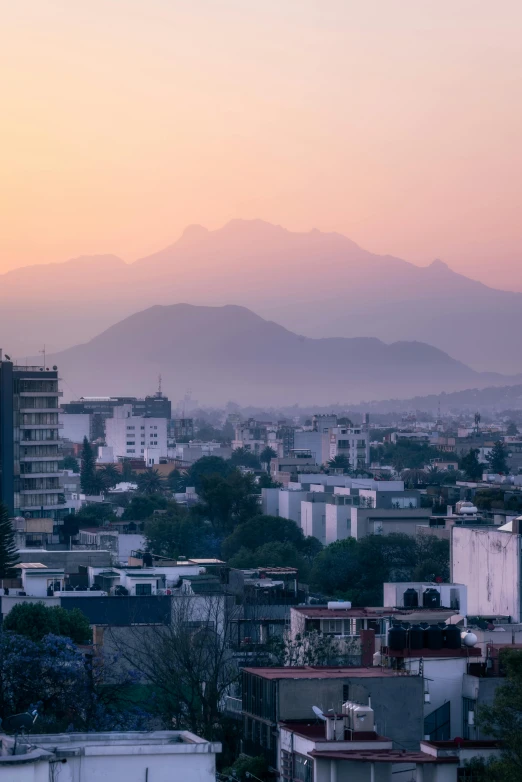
49,304,515,406
2,220,521,374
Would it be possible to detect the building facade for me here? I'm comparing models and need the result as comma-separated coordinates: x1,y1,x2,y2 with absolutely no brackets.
105,404,168,459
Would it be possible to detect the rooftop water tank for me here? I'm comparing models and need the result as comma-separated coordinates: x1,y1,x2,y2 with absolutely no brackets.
425,624,443,650
408,625,424,650
423,588,441,609
444,624,461,649
328,601,352,610
352,704,375,733
461,631,478,647
388,625,407,651
403,588,419,608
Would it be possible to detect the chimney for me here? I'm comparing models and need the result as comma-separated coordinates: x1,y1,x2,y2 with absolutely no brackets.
360,629,376,667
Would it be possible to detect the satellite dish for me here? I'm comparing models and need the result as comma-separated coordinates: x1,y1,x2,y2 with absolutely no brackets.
312,705,326,721
2,709,38,733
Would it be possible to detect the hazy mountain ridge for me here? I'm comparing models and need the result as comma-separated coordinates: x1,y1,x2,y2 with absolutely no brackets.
48,304,520,407
2,219,522,373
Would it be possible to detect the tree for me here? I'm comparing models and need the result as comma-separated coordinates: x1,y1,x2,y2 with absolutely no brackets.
106,595,240,741
72,502,117,526
80,437,97,494
328,454,350,472
425,466,445,486
259,446,277,470
121,495,169,521
477,648,522,780
228,541,310,577
221,515,304,560
460,448,483,481
401,468,428,487
229,447,261,469
0,502,19,584
137,468,165,496
309,538,361,599
256,472,282,490
3,603,91,644
144,510,217,560
59,455,80,472
486,441,509,474
413,536,450,582
506,422,519,437
184,456,232,493
194,471,259,536
167,469,184,491
98,464,121,490
0,631,148,732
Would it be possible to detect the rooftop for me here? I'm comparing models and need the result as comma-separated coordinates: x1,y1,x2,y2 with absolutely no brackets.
309,749,458,764
242,666,410,680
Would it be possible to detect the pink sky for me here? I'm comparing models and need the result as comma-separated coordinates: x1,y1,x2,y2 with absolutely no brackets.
1,1,521,289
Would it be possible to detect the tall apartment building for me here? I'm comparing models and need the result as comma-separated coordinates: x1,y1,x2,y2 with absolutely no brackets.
105,404,168,459
0,355,68,520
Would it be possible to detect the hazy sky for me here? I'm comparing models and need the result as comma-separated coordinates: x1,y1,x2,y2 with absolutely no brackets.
1,1,521,289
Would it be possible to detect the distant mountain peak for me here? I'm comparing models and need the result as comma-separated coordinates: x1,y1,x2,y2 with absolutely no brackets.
428,258,450,271
178,224,209,243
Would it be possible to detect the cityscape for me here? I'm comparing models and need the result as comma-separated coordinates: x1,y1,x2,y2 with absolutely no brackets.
1,3,522,782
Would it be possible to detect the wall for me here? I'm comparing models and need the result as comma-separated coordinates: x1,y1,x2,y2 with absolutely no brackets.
300,501,326,544
325,503,352,544
451,527,521,621
261,487,280,517
404,657,468,739
278,675,423,750
279,490,307,524
350,508,431,540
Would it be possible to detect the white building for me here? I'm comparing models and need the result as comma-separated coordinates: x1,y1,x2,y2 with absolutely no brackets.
0,731,220,782
329,424,370,469
105,404,167,459
451,524,522,621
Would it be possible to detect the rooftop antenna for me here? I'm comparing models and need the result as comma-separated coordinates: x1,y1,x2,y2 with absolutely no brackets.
474,412,481,436
156,374,162,398
39,345,46,368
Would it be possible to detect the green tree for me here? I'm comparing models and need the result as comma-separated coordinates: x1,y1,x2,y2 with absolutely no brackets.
459,448,483,481
256,473,282,490
121,495,169,521
486,441,509,474
506,422,519,437
144,510,216,560
413,536,450,582
401,468,428,487
309,538,361,598
137,468,165,496
80,436,97,494
259,446,277,469
59,455,80,472
3,602,91,644
477,648,522,780
223,755,269,782
222,515,304,560
228,541,310,577
328,454,350,472
184,455,232,493
194,471,259,536
0,502,19,583
166,469,183,491
229,447,261,469
73,502,117,526
98,464,120,490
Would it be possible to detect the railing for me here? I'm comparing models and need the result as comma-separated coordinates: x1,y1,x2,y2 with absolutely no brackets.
224,696,242,715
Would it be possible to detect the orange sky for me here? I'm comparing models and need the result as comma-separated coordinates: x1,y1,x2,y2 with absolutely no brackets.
1,1,521,289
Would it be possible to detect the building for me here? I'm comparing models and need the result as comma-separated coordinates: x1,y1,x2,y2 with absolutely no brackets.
278,715,466,782
0,355,71,520
329,425,370,469
383,583,467,614
59,411,92,443
451,522,522,621
241,666,424,766
0,730,220,782
105,404,168,459
350,506,432,539
170,417,194,440
62,392,171,440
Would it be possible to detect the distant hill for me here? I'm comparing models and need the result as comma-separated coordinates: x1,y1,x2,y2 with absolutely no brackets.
49,304,518,406
349,384,522,415
3,219,522,374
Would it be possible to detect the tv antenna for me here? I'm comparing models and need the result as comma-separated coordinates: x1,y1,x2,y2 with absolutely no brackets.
39,345,46,368
156,374,163,398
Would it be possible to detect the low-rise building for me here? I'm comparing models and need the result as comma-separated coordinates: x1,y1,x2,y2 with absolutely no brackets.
0,730,220,782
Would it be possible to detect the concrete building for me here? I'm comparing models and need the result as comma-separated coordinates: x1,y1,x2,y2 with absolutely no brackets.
350,506,432,539
293,430,331,465
241,666,424,766
171,441,232,465
0,355,72,520
0,730,220,782
383,583,467,615
329,425,370,469
451,524,522,621
62,392,172,440
105,404,168,459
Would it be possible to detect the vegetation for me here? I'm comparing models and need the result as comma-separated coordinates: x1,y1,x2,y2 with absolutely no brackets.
486,440,509,474
459,448,483,481
371,439,453,472
137,468,165,496
259,446,277,468
59,455,80,472
309,534,449,605
476,648,522,780
193,471,259,536
144,506,218,560
72,502,117,526
98,463,121,489
328,454,350,471
229,447,262,469
80,436,98,494
3,603,91,644
0,502,19,582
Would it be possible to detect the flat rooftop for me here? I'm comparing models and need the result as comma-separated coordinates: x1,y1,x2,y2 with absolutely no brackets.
242,666,410,680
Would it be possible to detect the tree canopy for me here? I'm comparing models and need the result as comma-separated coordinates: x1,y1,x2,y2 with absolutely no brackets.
221,515,305,560
80,437,98,494
3,602,91,644
459,448,483,481
486,441,509,474
0,502,19,581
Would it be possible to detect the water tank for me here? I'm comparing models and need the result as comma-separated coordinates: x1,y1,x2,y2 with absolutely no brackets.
408,625,424,650
403,588,419,608
352,704,375,733
423,588,441,608
388,625,407,651
444,624,461,649
328,601,352,610
142,552,153,567
461,631,478,647
424,624,443,650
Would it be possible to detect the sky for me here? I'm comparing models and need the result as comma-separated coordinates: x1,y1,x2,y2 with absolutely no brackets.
1,1,521,289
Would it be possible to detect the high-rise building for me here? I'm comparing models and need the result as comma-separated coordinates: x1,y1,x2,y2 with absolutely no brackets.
0,354,69,519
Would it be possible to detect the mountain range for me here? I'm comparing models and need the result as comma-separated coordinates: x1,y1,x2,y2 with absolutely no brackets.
48,304,521,406
2,219,522,375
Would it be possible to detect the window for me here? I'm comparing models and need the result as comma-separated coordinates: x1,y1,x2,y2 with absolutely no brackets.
135,583,152,596
294,753,313,782
126,441,135,445
127,425,135,430
462,697,475,739
424,701,450,741
127,449,135,454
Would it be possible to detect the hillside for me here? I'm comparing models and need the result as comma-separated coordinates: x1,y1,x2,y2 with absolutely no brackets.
3,220,522,373
49,304,514,406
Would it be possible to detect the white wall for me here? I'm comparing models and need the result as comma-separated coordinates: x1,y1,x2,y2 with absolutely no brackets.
404,657,468,739
261,487,280,516
301,501,326,544
452,527,521,621
279,490,307,524
105,405,168,459
325,503,352,544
